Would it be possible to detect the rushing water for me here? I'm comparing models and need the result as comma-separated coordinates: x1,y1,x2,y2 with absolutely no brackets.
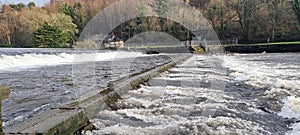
0,48,180,128
85,53,300,135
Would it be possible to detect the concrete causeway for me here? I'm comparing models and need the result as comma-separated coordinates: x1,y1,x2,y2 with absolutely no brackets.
84,54,290,134
3,54,192,134
83,54,228,134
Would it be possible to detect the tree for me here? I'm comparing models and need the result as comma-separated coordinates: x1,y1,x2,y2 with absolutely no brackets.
28,2,36,9
71,3,87,35
189,0,211,10
17,3,25,9
227,0,261,40
267,0,283,41
0,1,3,12
9,3,25,11
0,9,18,46
292,0,300,26
80,0,119,20
0,6,76,47
44,0,60,13
59,3,72,15
137,2,147,17
155,0,170,16
49,12,78,46
60,2,87,36
206,2,230,33
33,22,69,48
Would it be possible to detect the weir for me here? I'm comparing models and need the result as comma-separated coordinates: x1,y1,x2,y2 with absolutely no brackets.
3,54,192,134
84,54,294,134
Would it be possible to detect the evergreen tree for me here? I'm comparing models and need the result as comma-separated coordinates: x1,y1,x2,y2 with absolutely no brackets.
60,2,87,36
59,3,72,16
33,22,69,48
71,2,87,35
28,2,36,9
17,3,25,9
9,3,25,11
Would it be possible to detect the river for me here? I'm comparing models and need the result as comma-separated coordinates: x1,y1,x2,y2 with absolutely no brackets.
0,49,299,134
83,53,300,135
0,48,181,128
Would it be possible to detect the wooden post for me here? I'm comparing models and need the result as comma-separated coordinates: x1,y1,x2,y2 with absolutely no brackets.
0,86,11,133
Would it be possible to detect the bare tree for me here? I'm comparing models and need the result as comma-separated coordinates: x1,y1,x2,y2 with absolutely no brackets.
188,0,211,10
227,0,262,40
204,1,237,36
266,0,284,41
292,0,300,26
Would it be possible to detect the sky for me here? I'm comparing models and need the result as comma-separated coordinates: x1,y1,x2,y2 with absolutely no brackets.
0,0,50,7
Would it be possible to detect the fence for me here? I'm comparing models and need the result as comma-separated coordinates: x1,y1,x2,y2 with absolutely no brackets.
198,39,239,53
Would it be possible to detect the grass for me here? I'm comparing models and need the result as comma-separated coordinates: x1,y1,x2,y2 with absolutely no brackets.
0,44,17,48
191,45,205,54
252,41,300,46
125,45,184,49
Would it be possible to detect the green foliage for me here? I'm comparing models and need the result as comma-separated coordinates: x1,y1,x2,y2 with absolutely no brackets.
33,22,69,48
0,44,17,48
51,13,78,43
60,2,87,36
254,41,300,46
17,3,25,8
28,2,36,8
9,3,25,11
60,3,72,16
192,45,205,54
72,3,87,35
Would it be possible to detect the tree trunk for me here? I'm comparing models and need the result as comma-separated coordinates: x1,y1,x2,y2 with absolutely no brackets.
293,0,300,26
5,32,11,45
272,19,275,42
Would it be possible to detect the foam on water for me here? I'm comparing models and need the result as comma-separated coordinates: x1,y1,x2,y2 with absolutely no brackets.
84,54,300,134
125,97,157,108
278,96,300,135
220,55,300,91
0,51,145,72
278,96,300,120
88,108,268,135
286,123,300,135
85,55,278,134
220,54,300,135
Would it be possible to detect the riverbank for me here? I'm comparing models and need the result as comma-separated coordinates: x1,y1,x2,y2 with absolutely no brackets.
224,42,300,53
119,46,193,54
